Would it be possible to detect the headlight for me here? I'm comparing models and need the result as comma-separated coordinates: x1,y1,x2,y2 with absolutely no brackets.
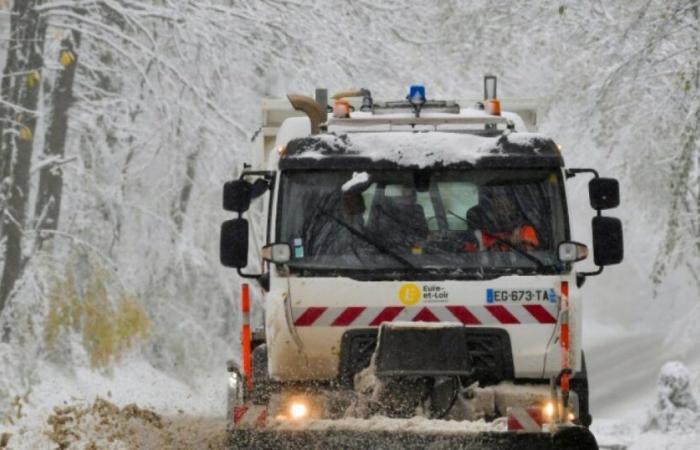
543,401,556,420
289,401,309,420
272,394,324,421
229,372,240,390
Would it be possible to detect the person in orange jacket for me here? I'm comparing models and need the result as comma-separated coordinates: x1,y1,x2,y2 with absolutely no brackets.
464,196,540,252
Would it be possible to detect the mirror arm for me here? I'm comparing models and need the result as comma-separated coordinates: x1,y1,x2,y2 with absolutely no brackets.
237,269,271,292
575,265,604,287
565,168,599,179
239,169,275,180
257,272,270,291
579,265,603,278
237,268,262,279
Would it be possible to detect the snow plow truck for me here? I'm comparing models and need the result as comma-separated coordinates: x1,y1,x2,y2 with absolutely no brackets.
220,77,624,449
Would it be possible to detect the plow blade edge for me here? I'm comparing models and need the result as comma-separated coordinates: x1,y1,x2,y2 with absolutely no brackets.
228,426,598,450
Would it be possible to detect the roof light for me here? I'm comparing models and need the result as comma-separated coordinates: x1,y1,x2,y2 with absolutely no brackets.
408,84,426,103
484,99,501,116
407,85,427,118
333,98,351,118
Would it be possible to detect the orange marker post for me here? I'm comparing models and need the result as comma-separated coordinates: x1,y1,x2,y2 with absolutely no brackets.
241,283,253,392
559,281,571,417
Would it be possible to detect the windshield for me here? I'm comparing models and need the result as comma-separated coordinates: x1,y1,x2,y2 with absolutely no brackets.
277,169,568,277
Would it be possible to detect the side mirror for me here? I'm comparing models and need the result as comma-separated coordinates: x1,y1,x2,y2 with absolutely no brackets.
592,216,623,266
261,243,291,264
223,180,253,213
558,241,588,263
589,178,620,210
220,218,249,268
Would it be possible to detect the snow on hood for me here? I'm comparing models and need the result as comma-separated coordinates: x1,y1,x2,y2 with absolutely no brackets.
505,132,550,146
286,131,552,168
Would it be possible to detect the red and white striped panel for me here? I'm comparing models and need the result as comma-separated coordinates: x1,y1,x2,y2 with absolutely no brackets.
507,406,544,432
233,405,267,428
292,304,557,327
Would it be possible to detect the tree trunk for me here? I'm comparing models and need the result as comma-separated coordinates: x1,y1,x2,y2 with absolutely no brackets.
0,1,22,239
34,31,80,249
0,0,47,312
171,149,199,234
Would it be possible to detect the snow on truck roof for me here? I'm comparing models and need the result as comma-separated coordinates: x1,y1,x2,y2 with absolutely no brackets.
280,131,562,170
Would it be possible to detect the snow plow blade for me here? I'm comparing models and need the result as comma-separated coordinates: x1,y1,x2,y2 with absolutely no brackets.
228,426,599,450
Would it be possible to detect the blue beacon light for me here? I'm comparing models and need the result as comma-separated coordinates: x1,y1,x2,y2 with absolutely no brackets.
408,84,426,103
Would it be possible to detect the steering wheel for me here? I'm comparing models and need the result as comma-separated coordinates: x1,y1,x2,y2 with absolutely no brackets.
426,215,439,228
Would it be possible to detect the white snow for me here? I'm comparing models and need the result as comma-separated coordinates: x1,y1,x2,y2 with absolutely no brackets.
341,171,370,192
643,361,698,432
3,357,226,449
292,131,546,167
501,111,527,131
504,132,548,146
1,1,699,449
267,415,507,433
565,356,700,450
459,108,498,118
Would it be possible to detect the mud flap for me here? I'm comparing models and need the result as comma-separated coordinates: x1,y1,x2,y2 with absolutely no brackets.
228,426,599,450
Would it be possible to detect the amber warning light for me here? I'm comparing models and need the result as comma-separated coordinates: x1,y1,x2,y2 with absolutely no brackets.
483,75,501,116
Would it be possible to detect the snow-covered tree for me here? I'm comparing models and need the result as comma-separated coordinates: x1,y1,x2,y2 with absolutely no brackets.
0,0,698,424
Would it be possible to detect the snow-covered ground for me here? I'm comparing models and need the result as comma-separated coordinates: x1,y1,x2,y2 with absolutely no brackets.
3,324,699,449
2,358,228,448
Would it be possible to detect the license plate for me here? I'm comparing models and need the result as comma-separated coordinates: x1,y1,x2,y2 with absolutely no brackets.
486,288,557,304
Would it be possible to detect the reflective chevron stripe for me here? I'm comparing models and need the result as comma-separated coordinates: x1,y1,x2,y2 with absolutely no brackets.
232,405,267,428
507,406,544,432
292,304,557,327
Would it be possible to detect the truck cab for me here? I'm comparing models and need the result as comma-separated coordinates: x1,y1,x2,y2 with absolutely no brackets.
220,81,623,448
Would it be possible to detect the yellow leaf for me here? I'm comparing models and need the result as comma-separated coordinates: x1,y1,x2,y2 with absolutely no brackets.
60,51,75,67
26,71,40,88
19,127,33,141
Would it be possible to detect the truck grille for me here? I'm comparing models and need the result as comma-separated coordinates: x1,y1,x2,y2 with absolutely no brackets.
338,328,514,387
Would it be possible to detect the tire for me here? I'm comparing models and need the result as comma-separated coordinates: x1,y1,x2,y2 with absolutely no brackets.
553,426,599,450
571,351,592,427
252,344,271,404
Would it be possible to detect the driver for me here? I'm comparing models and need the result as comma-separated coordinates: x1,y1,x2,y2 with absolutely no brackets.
464,196,540,252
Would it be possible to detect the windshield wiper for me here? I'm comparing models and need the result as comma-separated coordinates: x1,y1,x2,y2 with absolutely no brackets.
448,210,547,271
319,211,418,270
295,190,416,269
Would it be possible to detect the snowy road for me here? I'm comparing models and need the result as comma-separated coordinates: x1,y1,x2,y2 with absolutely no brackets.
6,330,697,449
587,332,667,420
585,330,700,450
